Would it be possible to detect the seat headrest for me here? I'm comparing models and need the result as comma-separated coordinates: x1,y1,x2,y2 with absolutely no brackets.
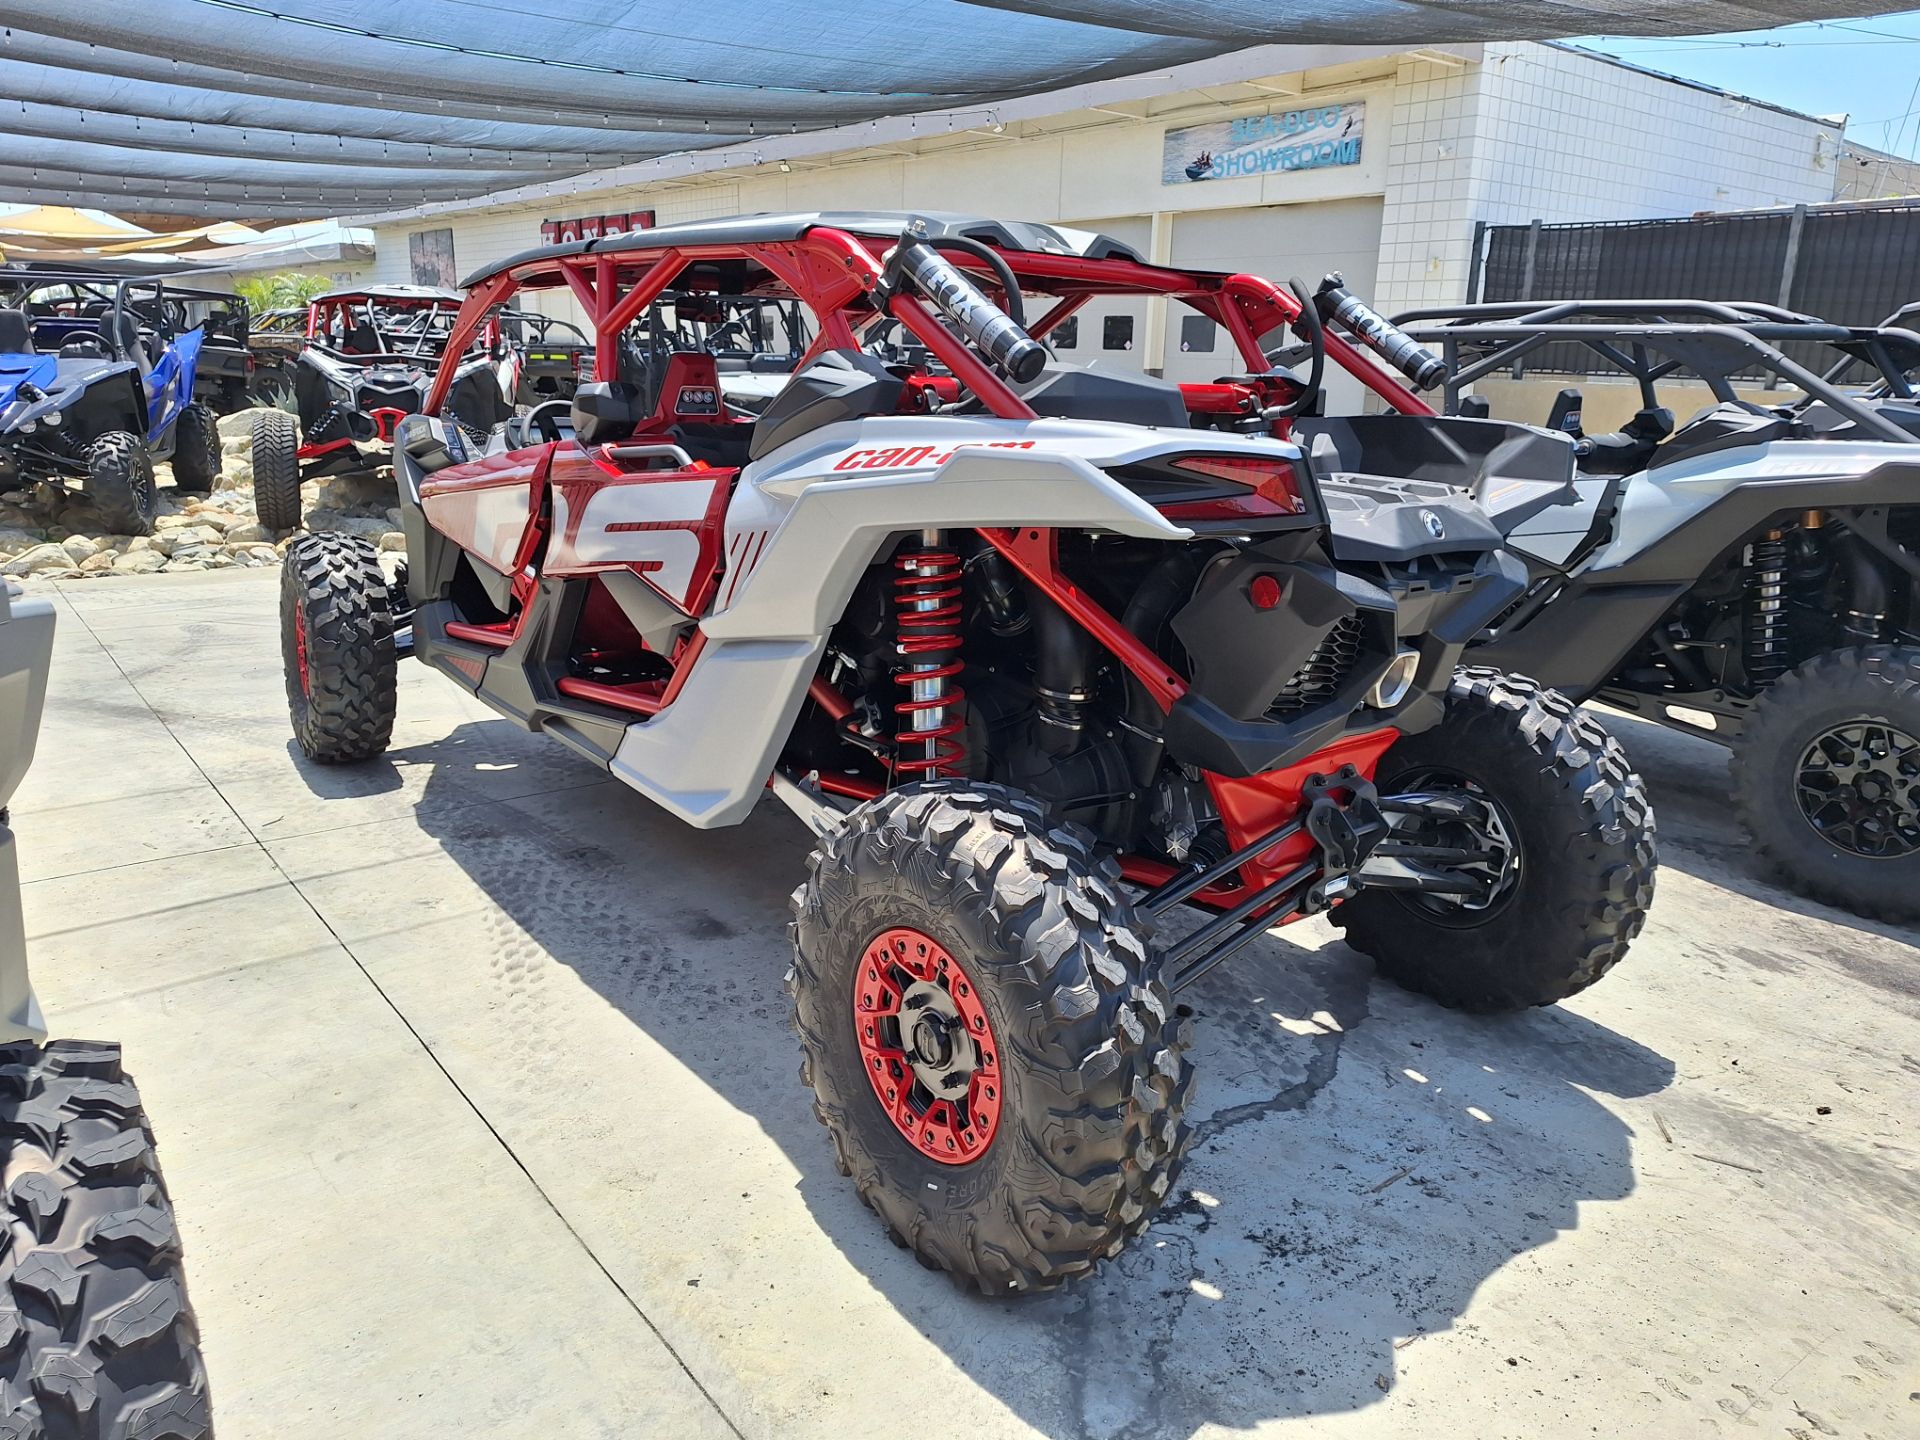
571,380,645,447
98,310,141,353
0,309,34,355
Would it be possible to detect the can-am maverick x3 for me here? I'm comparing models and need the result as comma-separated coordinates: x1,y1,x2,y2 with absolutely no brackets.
249,285,517,531
279,214,1655,1292
1397,299,1920,919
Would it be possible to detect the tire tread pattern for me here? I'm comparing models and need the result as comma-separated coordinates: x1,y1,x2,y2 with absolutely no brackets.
81,434,156,538
1338,668,1657,1011
789,781,1195,1294
281,533,396,764
1732,644,1920,921
0,1040,211,1440
167,406,221,494
249,410,301,533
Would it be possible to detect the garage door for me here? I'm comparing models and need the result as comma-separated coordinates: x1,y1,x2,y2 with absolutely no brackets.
1165,199,1384,414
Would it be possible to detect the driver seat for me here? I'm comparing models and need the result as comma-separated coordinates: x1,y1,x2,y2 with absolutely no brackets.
99,312,152,379
0,309,33,355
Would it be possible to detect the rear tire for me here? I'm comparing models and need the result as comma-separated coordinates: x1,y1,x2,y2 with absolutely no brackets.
0,1039,212,1440
168,404,221,494
790,782,1193,1294
1733,645,1920,921
1335,669,1656,1012
250,408,302,532
281,532,396,763
82,433,156,537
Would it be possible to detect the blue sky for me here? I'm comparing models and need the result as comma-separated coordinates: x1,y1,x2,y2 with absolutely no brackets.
1570,12,1920,159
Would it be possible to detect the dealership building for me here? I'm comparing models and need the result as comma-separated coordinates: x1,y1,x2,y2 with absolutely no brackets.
353,38,1919,410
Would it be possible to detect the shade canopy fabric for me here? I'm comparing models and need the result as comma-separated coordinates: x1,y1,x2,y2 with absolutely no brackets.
0,1,1883,220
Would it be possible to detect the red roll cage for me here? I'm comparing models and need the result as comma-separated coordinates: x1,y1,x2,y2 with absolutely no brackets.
424,226,1433,422
310,291,499,362
421,223,1434,909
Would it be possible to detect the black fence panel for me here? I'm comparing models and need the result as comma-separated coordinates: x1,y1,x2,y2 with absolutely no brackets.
1476,203,1920,378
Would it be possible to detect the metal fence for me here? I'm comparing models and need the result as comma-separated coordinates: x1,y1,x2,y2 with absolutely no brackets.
1469,201,1920,377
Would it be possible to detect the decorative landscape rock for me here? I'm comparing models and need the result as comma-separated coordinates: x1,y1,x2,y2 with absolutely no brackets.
4,405,406,583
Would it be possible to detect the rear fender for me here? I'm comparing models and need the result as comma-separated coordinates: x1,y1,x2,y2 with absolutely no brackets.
612,443,1191,828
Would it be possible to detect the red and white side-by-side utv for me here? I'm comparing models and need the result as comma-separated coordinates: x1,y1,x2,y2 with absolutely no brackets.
278,212,1655,1292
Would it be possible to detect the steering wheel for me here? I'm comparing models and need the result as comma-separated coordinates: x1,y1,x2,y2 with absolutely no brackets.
527,399,571,444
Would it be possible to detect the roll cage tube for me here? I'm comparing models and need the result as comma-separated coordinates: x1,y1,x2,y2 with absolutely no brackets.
432,227,1437,422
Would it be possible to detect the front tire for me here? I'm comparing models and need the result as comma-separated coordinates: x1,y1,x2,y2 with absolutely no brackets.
1336,669,1656,1012
1733,645,1920,921
168,403,221,494
82,432,157,536
0,1040,212,1440
250,408,302,532
281,532,396,763
790,782,1193,1293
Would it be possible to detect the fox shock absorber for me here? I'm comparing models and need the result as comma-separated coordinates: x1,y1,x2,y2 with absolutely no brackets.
892,531,968,778
1745,530,1790,684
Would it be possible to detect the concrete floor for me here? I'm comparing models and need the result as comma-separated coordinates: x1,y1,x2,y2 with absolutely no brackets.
12,567,1918,1440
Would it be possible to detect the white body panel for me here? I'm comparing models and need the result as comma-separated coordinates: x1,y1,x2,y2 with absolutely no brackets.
608,416,1306,827
421,476,533,576
1589,440,1908,573
549,475,723,608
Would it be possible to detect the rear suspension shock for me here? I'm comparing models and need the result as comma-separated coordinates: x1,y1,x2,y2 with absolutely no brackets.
892,530,967,779
1745,530,1790,685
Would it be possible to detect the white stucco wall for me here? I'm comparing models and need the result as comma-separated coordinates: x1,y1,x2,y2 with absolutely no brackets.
364,42,1870,336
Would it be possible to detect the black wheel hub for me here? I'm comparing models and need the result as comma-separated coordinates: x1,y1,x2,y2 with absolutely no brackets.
898,980,973,1102
1794,721,1920,858
1387,768,1523,922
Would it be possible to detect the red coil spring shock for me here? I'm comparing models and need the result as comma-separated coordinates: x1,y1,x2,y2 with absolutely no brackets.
892,534,967,778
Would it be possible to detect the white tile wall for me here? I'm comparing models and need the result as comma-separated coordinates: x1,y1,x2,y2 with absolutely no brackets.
1375,43,1850,316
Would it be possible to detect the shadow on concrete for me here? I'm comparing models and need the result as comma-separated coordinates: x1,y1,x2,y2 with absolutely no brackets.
364,721,1675,1438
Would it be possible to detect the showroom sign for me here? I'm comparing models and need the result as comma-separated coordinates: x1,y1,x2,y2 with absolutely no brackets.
541,210,656,244
1162,103,1365,185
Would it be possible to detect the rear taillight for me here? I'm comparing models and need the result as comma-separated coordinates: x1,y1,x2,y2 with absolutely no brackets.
1163,454,1308,518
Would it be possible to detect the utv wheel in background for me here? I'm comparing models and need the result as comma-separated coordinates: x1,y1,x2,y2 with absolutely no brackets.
0,1039,212,1440
281,532,396,764
82,432,157,537
790,781,1194,1293
168,402,222,494
1733,645,1920,922
1335,669,1657,1013
250,408,302,532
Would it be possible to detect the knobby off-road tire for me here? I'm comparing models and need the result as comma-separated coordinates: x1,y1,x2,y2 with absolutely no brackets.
249,409,301,533
1733,645,1920,921
82,435,156,538
166,406,220,495
790,782,1194,1294
1336,669,1657,1012
0,1040,211,1440
281,533,395,764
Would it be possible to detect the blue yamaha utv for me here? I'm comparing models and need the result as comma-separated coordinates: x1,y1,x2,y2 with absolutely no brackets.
0,268,223,535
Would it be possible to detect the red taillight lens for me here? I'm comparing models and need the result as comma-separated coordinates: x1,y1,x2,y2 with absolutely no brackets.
1167,454,1308,515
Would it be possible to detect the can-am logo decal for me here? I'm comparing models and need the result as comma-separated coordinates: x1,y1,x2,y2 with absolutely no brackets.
832,440,1036,471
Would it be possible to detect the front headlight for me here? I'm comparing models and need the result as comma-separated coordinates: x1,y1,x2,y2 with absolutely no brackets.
40,410,60,428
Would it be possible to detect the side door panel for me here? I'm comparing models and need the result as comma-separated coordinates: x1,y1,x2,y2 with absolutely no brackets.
419,446,547,576
544,447,734,615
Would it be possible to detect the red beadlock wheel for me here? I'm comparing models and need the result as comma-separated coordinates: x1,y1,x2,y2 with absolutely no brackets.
853,926,1002,1164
